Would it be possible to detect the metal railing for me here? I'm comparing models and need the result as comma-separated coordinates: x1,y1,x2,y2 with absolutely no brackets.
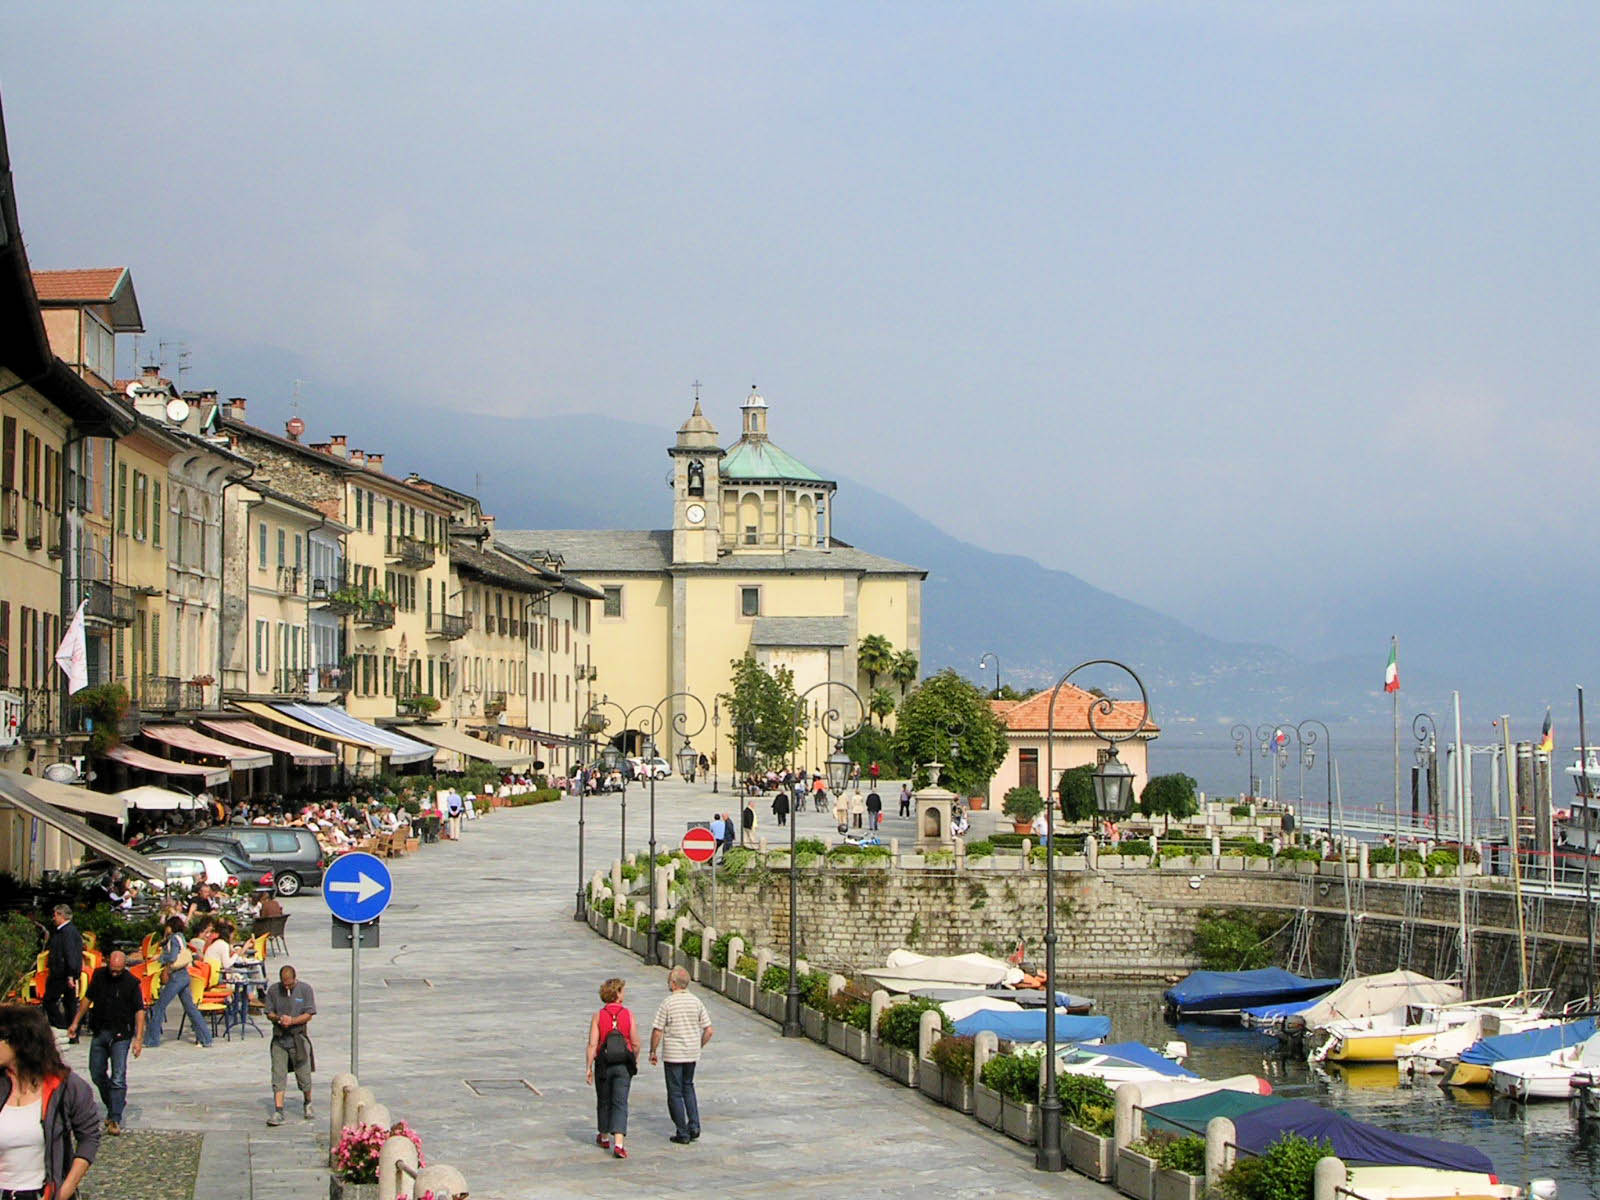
142,676,181,713
483,690,507,716
316,665,350,693
182,681,207,710
0,487,18,539
24,501,42,549
83,579,135,627
277,566,302,595
275,668,309,697
384,533,435,568
427,612,469,640
354,599,396,629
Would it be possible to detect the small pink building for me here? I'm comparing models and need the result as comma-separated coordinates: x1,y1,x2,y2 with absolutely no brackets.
986,688,1158,806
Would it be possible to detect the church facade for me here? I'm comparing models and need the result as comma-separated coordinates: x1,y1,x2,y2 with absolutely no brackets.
496,390,925,767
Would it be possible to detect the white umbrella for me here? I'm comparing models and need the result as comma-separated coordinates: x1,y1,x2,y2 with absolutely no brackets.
116,785,197,811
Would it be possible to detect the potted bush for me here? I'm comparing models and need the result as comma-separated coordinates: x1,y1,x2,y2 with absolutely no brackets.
929,1033,976,1113
1001,786,1044,834
1060,1073,1116,1181
757,964,790,1023
876,998,948,1087
1117,1139,1161,1200
974,1057,1005,1129
1152,1134,1206,1200
330,1121,423,1200
836,998,871,1062
979,1049,1040,1144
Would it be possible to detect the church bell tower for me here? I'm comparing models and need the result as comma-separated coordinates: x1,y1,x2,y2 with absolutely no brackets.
670,399,723,565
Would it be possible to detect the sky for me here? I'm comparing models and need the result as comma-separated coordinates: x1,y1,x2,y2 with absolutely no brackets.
4,3,1597,668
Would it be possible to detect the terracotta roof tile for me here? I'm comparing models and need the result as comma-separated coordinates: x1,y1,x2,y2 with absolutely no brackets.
990,687,1157,735
31,268,127,303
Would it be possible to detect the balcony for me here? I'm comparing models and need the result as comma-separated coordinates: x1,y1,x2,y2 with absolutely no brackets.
427,612,470,640
483,691,507,717
1,487,17,539
24,500,43,549
83,580,135,628
316,664,350,694
385,534,435,569
182,681,207,711
45,517,61,559
354,598,395,629
277,566,302,595
141,675,181,713
275,668,309,697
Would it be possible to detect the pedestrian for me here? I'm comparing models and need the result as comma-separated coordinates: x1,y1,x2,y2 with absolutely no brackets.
585,977,637,1159
740,805,755,847
0,1004,100,1199
43,905,83,1035
866,789,883,830
264,966,316,1126
898,783,912,817
771,790,788,828
832,787,848,831
649,967,713,1144
848,789,866,830
869,761,880,784
708,814,726,864
146,916,210,1049
811,775,826,812
67,950,144,1135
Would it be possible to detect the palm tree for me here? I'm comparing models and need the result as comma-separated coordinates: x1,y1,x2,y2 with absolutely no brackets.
869,687,896,727
891,649,919,698
858,634,894,692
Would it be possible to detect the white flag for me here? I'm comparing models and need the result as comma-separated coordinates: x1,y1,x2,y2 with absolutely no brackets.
54,601,89,695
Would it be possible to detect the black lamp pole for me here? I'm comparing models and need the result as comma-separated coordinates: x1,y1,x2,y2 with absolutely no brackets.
1230,723,1254,799
1412,713,1438,826
712,699,720,794
979,651,1001,698
784,679,864,1038
644,691,708,968
1297,719,1333,837
1038,659,1148,1173
590,695,654,867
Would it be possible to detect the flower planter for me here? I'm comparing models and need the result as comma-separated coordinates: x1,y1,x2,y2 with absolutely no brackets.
1154,1168,1203,1200
1066,1124,1114,1181
756,989,785,1022
974,1082,1003,1129
918,1059,944,1102
727,973,756,1008
1313,860,1340,876
887,1046,919,1087
872,1040,894,1075
1245,856,1270,872
1160,856,1192,870
1011,821,1033,834
842,1025,870,1063
941,1071,974,1113
1059,855,1088,871
655,940,672,964
827,1019,849,1056
330,1177,378,1200
1099,855,1125,870
672,948,697,975
1116,1147,1158,1200
802,1005,828,1043
1001,1096,1038,1144
703,967,727,995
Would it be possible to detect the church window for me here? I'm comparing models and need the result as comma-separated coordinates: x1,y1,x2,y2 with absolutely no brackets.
602,586,622,618
739,586,761,618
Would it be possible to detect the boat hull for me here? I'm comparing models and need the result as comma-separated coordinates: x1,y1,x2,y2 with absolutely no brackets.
1446,1062,1492,1088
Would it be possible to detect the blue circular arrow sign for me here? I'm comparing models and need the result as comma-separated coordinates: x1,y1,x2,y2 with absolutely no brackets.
322,852,393,924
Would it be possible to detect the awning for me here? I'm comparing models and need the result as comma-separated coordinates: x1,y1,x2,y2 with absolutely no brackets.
142,724,272,770
0,770,161,880
235,701,391,755
472,723,575,748
398,724,530,769
117,785,199,812
269,703,435,765
102,743,230,787
199,718,336,767
15,776,127,823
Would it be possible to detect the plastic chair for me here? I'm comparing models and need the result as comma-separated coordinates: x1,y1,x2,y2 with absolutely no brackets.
81,930,97,952
177,964,228,1040
255,913,289,956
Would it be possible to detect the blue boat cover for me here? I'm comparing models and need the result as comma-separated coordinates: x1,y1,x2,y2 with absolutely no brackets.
1458,1017,1598,1066
1081,1042,1196,1078
951,1011,1111,1042
1232,1099,1493,1174
1240,996,1321,1022
1144,1090,1284,1138
1164,969,1341,1011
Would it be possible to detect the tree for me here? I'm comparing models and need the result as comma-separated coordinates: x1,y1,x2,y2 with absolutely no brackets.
891,669,1009,795
992,683,1038,702
858,634,894,692
891,649,919,698
718,655,802,769
1056,764,1098,823
869,686,896,727
1140,773,1199,833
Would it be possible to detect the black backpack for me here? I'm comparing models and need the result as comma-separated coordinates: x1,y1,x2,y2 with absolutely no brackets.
599,1008,635,1073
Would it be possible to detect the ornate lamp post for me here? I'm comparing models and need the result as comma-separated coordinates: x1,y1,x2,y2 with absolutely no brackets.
711,699,720,794
1297,719,1333,836
1230,723,1255,799
784,679,864,1038
1413,713,1438,826
573,706,610,920
590,695,654,864
978,651,1001,698
1038,659,1149,1173
1256,723,1296,805
644,692,708,967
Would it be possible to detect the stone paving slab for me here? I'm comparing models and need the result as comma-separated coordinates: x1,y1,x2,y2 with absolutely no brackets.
79,1129,201,1200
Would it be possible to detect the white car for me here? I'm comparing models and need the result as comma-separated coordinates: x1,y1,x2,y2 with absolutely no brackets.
626,756,673,780
141,850,273,892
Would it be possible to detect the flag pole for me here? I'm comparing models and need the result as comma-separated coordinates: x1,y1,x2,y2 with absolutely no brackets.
1392,636,1401,856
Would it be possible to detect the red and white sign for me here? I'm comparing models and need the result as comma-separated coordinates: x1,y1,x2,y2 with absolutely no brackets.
680,827,718,864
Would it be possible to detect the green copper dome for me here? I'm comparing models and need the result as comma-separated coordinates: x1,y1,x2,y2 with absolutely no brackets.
720,438,826,483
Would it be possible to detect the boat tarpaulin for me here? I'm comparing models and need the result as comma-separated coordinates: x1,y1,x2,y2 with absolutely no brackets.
1143,1090,1285,1138
951,1011,1111,1042
1242,996,1320,1022
270,703,434,765
1459,1017,1599,1066
199,719,336,767
397,724,530,768
142,724,272,770
1231,1099,1494,1174
1294,971,1462,1028
1086,1042,1197,1079
1164,968,1340,1013
102,743,229,786
0,770,161,880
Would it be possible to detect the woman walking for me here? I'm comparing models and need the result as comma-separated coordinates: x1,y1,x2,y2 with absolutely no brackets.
585,978,638,1159
0,1004,100,1199
771,789,789,828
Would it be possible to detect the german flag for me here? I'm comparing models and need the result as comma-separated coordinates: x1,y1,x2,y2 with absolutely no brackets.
1538,707,1554,755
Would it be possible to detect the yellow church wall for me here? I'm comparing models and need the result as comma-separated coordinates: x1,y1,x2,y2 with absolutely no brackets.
856,576,916,658
585,574,672,733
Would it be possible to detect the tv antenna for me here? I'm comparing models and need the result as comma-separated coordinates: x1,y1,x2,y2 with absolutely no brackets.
157,340,191,384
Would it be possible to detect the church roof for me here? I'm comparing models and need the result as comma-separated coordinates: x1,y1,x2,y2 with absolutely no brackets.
749,617,852,648
493,529,922,576
720,438,828,484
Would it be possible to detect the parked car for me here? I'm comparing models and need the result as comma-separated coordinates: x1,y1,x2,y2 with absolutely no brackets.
138,850,273,893
208,826,326,896
137,833,252,862
627,756,673,781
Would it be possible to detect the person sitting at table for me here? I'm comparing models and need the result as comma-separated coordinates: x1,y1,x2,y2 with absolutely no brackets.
203,924,236,972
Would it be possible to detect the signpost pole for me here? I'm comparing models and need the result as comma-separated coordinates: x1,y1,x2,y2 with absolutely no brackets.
711,856,717,929
350,921,360,1077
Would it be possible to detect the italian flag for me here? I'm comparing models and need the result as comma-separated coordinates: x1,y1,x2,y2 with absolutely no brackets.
1383,642,1399,693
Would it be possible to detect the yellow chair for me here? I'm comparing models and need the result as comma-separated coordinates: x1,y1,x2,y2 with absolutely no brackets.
178,965,228,1040
81,930,98,952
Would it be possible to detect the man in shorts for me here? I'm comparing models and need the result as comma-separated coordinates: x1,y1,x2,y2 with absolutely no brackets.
265,965,316,1125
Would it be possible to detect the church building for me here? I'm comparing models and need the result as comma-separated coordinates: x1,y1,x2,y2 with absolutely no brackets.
496,390,925,767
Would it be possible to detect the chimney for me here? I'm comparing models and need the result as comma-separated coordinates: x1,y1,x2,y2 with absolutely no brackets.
366,452,384,473
349,449,367,468
141,364,161,379
285,416,306,441
225,397,247,421
310,442,331,455
328,435,348,459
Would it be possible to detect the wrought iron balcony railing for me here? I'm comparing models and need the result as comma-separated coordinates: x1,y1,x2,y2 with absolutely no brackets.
384,534,435,569
427,612,470,640
83,580,135,627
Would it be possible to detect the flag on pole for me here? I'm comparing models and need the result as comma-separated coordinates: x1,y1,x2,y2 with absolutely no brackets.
1538,707,1554,754
1383,641,1400,693
54,601,89,695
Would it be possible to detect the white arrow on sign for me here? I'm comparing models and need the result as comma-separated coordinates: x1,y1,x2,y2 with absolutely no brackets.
328,872,385,904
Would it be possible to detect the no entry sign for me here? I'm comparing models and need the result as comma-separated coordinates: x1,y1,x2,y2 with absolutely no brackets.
681,826,718,864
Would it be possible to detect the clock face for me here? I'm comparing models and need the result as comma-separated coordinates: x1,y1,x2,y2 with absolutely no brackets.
685,503,706,526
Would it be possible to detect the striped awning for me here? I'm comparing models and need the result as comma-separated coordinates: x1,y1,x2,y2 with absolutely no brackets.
102,743,230,787
234,701,390,755
268,703,435,765
200,719,336,767
141,724,272,771
397,724,530,768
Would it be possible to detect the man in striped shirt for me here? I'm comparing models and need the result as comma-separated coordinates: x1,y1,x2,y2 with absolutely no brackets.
649,967,713,1144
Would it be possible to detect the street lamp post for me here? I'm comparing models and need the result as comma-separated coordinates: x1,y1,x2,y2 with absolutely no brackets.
1256,724,1295,805
978,651,1001,698
1038,660,1149,1172
1413,713,1438,827
644,692,708,967
1296,720,1333,837
784,680,864,1038
1230,724,1255,799
711,699,720,794
590,695,655,864
574,706,610,921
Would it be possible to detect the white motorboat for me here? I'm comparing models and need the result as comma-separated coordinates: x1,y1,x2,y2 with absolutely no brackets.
1290,971,1462,1045
1561,746,1600,854
862,949,1023,993
1491,1030,1600,1101
1397,1008,1558,1077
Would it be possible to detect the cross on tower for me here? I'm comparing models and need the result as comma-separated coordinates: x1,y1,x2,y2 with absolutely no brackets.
691,379,701,403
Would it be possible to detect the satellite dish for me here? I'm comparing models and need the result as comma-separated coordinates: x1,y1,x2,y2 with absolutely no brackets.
42,762,81,784
125,381,142,398
165,397,191,424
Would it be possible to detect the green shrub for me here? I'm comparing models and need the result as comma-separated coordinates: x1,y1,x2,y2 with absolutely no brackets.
990,833,1027,848
794,838,827,856
979,1049,1040,1103
718,848,758,879
876,997,951,1051
633,908,652,933
1229,804,1251,818
710,930,737,968
1156,1135,1206,1175
964,838,994,859
929,1033,975,1081
801,971,832,1010
1225,839,1274,858
734,953,758,979
595,896,615,919
1194,911,1277,970
1218,1134,1332,1200
619,862,643,883
1056,1072,1114,1128
759,964,790,993
924,849,955,866
839,1000,871,1030
654,915,678,941
1001,786,1044,822
681,930,702,958
501,788,562,807
0,913,41,1000
1276,846,1322,862
1367,846,1422,866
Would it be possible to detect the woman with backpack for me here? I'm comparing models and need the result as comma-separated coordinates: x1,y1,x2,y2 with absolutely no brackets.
585,978,638,1159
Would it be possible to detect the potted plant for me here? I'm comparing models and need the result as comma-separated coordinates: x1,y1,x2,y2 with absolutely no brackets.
757,965,790,1023
1118,1139,1161,1200
929,1033,976,1113
1060,1073,1116,1180
837,998,871,1062
399,694,441,716
330,1121,423,1200
1152,1134,1206,1200
979,1049,1040,1144
876,999,947,1088
1001,786,1044,834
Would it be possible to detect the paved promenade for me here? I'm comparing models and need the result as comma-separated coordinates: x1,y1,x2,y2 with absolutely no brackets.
81,779,1105,1199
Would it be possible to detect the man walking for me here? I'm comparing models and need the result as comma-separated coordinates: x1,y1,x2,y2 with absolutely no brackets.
68,949,145,1134
265,965,316,1126
44,904,83,1034
866,788,883,830
649,967,712,1144
898,782,912,817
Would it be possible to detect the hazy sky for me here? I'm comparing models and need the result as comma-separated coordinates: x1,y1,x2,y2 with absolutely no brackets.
6,3,1597,663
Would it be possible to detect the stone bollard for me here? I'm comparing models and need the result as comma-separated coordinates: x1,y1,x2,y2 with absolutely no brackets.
611,861,624,898
1020,837,1031,870
1358,841,1370,879
918,1009,943,1062
755,948,772,983
653,865,669,911
1150,834,1159,859
889,837,900,864
972,1030,999,1084
1205,1116,1236,1191
727,936,745,972
758,837,768,854
358,1101,392,1132
1270,836,1281,855
345,1086,376,1134
329,1073,358,1161
591,869,607,898
796,958,810,977
1312,1156,1346,1200
1210,832,1221,858
377,1133,421,1200
869,989,893,1047
1114,1082,1140,1149
1085,834,1097,870
827,972,846,1000
414,1163,469,1199
674,921,688,951
954,837,966,871
700,927,717,964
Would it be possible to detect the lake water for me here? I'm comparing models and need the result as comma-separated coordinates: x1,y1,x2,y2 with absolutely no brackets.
1096,982,1595,1195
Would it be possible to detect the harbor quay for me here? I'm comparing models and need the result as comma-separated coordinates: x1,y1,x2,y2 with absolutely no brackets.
78,780,1113,1200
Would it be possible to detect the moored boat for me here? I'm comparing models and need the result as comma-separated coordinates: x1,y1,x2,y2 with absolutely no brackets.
1445,1016,1597,1088
1163,967,1339,1021
1491,1031,1600,1101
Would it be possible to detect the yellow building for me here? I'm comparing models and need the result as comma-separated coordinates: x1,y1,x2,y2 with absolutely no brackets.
496,390,925,766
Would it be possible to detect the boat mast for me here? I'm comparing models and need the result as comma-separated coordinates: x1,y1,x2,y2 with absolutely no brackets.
1581,685,1594,1004
1453,691,1469,995
1503,714,1529,996
1336,759,1356,980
